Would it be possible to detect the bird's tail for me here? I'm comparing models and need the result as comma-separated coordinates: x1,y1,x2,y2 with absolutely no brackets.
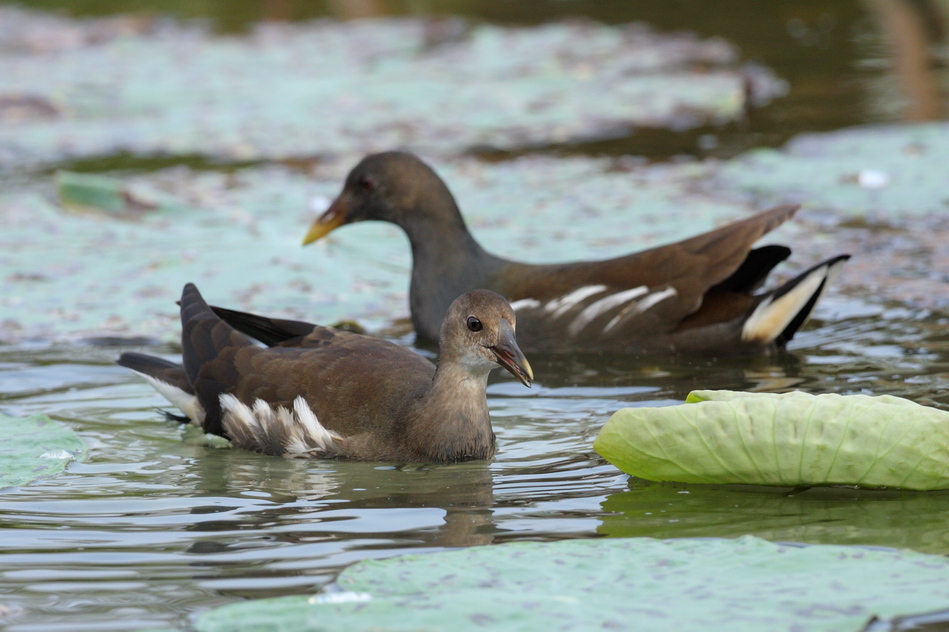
741,254,851,347
116,352,203,424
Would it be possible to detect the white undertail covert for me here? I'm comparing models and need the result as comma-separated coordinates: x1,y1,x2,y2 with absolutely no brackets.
220,394,343,458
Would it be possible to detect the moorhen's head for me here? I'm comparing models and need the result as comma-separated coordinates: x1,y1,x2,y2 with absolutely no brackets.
303,151,461,244
439,290,533,388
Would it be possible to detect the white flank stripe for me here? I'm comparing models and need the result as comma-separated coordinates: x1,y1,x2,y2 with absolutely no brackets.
544,285,607,318
510,298,542,311
220,394,343,458
568,286,648,336
603,287,678,333
635,287,678,313
137,372,205,426
741,272,825,343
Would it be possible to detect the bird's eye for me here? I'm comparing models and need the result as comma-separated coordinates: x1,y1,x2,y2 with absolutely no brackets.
466,316,483,332
357,176,376,191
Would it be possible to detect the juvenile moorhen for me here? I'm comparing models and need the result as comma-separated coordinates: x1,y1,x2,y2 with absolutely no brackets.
118,284,532,462
303,151,849,355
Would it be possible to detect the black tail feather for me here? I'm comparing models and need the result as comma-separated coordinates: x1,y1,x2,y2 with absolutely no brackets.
775,254,851,345
117,352,193,394
209,305,318,346
714,245,792,294
160,409,191,424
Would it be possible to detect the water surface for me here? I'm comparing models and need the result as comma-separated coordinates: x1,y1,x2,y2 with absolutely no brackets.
3,299,949,629
2,1,949,629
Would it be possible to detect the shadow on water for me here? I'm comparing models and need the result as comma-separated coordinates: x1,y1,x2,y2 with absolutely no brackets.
600,479,949,554
180,456,499,549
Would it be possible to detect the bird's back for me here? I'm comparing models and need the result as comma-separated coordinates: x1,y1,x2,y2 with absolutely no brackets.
180,284,436,439
225,335,436,438
486,205,799,352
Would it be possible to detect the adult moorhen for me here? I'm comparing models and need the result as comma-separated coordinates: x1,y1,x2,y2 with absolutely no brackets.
303,151,849,355
118,283,532,462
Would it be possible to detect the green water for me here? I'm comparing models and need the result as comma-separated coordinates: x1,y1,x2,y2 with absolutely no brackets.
2,1,949,630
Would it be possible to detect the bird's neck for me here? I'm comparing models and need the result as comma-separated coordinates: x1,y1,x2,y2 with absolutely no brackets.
402,204,505,342
400,363,495,462
401,200,490,263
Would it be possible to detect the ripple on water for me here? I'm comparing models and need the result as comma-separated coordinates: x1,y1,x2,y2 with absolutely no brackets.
3,304,949,628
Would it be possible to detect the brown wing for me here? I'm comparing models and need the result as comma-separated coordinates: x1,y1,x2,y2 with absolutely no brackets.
118,307,349,419
491,205,797,348
180,284,435,438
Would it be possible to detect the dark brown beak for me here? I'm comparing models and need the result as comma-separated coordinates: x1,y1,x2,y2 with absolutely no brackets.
302,198,348,245
490,318,533,388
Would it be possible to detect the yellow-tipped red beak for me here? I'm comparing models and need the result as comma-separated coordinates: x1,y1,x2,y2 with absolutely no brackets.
302,200,348,245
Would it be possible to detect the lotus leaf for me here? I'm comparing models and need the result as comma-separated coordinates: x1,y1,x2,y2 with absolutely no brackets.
196,536,949,632
0,158,749,343
720,122,949,217
594,390,949,490
0,9,784,168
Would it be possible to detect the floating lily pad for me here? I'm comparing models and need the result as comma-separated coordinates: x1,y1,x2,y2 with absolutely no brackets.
0,157,764,343
698,121,949,310
195,536,949,632
718,122,949,216
0,412,86,488
0,8,785,168
595,390,949,490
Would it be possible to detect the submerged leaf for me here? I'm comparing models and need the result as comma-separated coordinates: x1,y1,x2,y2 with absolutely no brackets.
57,170,188,217
0,9,785,167
595,390,949,490
0,413,86,488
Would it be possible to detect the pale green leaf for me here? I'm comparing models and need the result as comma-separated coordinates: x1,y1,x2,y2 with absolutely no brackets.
595,390,949,490
196,536,949,632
